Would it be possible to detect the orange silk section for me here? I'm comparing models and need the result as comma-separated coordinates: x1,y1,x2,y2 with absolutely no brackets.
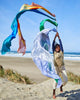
17,20,26,55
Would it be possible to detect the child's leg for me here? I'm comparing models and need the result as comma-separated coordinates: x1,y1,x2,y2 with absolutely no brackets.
53,89,56,99
60,84,63,92
61,67,68,90
53,67,59,99
53,80,57,99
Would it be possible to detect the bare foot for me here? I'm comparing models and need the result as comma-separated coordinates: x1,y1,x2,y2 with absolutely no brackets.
53,95,56,99
60,90,63,93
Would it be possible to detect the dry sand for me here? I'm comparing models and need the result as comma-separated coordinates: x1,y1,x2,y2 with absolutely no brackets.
0,56,48,83
0,78,80,100
0,56,80,100
65,60,80,76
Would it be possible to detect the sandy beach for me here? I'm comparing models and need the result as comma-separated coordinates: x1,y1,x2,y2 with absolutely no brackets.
0,56,80,100
0,78,80,100
0,56,48,83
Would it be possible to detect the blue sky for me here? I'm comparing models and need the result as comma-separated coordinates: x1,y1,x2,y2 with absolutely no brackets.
0,0,80,52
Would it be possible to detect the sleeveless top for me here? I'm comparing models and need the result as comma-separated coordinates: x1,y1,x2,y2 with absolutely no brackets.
54,51,64,67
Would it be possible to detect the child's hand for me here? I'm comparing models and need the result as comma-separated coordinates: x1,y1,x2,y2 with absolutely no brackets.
56,32,59,37
54,32,60,41
56,32,60,39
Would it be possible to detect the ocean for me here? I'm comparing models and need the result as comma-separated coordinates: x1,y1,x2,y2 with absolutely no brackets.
0,51,80,60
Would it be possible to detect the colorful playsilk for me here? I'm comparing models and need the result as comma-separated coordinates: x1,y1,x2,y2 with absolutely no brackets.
32,29,62,88
40,19,58,31
1,3,56,55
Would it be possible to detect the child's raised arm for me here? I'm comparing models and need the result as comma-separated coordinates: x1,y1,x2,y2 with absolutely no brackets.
52,33,57,53
57,32,64,52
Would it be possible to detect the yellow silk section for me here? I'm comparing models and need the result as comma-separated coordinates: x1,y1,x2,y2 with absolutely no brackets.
20,4,55,17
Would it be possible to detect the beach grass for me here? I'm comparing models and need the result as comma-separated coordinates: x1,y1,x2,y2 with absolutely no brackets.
0,65,80,85
67,72,80,84
58,71,80,84
0,65,32,84
0,65,4,77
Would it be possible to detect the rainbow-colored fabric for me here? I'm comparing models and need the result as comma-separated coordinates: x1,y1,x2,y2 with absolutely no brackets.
1,2,56,55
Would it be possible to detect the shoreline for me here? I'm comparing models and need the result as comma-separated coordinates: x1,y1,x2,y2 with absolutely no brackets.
0,53,80,61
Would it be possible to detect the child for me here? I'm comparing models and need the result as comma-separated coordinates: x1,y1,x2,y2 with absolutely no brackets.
52,32,68,99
